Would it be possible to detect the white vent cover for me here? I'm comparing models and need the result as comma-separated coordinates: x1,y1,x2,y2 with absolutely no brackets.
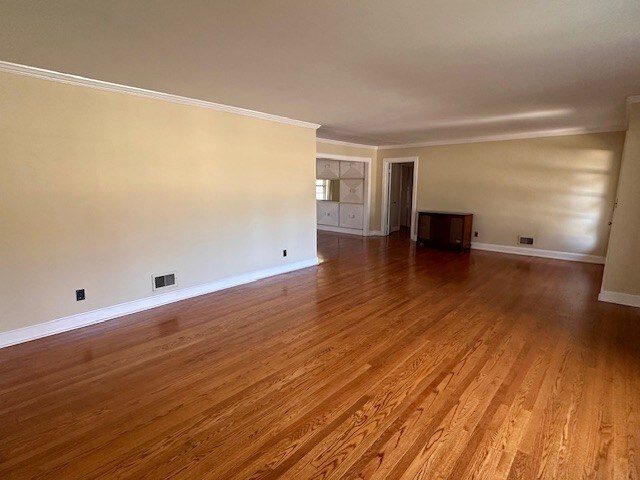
153,272,177,290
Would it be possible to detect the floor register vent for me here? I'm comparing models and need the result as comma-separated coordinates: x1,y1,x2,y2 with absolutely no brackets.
153,272,177,290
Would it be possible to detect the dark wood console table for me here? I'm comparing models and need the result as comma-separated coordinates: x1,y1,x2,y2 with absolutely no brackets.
417,211,473,251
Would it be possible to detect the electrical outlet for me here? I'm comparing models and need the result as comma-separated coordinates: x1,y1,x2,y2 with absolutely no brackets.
474,231,479,237
283,249,287,257
76,289,85,301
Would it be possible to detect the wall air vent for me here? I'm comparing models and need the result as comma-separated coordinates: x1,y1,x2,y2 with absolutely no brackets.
153,272,177,290
518,236,534,246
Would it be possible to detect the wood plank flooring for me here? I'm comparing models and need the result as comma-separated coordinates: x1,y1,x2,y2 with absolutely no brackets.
1,231,639,479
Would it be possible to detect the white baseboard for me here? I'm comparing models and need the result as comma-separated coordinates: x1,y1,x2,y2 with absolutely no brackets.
317,225,364,236
316,227,386,238
471,242,605,264
0,257,319,349
598,291,640,308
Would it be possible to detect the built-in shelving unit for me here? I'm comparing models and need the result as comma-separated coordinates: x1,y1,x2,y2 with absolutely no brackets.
316,158,366,235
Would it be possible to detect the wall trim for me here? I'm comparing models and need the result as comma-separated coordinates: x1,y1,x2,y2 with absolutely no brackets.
598,291,640,308
471,242,605,264
377,126,624,150
317,226,384,237
0,60,321,130
626,95,640,128
316,137,378,149
317,225,364,236
316,153,373,162
319,123,626,151
0,258,319,349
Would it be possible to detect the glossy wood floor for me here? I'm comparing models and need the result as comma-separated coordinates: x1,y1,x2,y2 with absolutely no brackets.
1,232,639,479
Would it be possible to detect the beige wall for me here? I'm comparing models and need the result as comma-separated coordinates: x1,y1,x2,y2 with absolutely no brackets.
378,132,625,255
316,141,379,230
0,72,317,333
602,103,640,297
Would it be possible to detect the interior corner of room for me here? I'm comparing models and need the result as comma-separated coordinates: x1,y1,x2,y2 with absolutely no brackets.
1,67,639,347
314,117,640,307
1,2,640,476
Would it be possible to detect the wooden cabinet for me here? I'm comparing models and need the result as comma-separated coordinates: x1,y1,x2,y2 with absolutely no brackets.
417,211,473,251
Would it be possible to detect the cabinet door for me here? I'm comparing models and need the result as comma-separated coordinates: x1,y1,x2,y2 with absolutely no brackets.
339,179,364,204
418,214,431,240
449,217,464,246
317,201,339,226
339,203,364,229
431,216,450,246
340,161,365,179
316,159,339,179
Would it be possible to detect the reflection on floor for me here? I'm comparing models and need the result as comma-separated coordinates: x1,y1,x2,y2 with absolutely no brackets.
0,231,639,479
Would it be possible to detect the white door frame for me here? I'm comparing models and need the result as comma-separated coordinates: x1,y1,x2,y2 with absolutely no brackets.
381,156,419,240
315,153,372,236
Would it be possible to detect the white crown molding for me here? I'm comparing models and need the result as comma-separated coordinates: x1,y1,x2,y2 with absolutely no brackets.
598,290,640,308
316,153,372,162
316,137,378,149
0,60,321,130
626,95,640,128
377,125,625,150
471,242,605,264
0,257,319,349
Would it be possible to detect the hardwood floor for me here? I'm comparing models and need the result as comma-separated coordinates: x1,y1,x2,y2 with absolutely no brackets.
1,231,639,479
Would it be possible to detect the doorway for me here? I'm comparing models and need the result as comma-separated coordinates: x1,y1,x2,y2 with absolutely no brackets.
382,157,419,239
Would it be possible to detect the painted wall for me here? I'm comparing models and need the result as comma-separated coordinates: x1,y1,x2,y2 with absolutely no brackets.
0,71,317,333
378,132,625,256
316,141,379,231
601,103,640,298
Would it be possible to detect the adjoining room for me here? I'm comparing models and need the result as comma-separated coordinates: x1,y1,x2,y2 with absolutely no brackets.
1,2,640,478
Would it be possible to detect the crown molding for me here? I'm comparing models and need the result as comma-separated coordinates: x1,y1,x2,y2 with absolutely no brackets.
626,95,640,127
377,125,625,150
316,137,378,149
315,153,372,162
0,60,321,130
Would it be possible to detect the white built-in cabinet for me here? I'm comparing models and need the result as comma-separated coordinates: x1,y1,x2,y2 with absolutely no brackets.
339,161,365,179
316,159,340,179
340,179,364,203
316,201,339,226
317,159,366,233
339,203,364,229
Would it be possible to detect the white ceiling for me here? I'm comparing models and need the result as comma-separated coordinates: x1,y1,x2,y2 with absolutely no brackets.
1,1,639,146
